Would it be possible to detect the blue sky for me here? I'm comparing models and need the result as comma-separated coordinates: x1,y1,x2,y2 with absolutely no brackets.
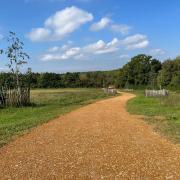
0,0,180,73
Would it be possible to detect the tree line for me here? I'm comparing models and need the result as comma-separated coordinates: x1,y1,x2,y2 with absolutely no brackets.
0,54,180,90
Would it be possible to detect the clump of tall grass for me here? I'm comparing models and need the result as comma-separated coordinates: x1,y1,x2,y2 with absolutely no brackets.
158,93,180,107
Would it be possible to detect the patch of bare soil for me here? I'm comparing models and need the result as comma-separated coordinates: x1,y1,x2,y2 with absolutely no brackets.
0,93,180,179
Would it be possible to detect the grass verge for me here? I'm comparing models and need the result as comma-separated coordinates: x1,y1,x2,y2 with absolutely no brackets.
0,88,112,147
127,91,180,144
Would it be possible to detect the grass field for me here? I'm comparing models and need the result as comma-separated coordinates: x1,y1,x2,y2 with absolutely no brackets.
0,88,112,147
127,91,180,143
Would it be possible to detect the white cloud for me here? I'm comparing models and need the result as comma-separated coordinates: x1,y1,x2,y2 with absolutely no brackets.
84,38,119,54
111,24,131,35
122,34,149,50
42,47,81,61
40,33,150,61
149,48,165,56
27,6,93,42
63,47,81,58
28,28,51,42
120,54,129,59
90,17,131,35
90,17,111,31
122,34,146,44
48,45,70,52
41,38,120,61
48,46,61,52
126,41,149,50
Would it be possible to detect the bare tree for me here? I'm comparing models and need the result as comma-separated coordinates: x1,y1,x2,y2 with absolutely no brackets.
5,31,29,89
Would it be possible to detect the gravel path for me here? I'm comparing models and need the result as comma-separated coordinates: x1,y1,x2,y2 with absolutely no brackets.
0,92,180,179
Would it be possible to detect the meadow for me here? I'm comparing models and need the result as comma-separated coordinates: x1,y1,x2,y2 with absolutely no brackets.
0,88,111,147
127,91,180,143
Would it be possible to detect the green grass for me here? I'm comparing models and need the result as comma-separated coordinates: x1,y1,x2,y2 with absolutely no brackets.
127,91,180,143
0,88,112,147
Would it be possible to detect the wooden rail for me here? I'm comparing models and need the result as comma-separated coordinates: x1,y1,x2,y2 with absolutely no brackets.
145,89,169,97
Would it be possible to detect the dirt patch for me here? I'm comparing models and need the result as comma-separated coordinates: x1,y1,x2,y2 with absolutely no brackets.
0,92,180,179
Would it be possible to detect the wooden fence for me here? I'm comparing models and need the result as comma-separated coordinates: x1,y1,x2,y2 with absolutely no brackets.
103,87,117,95
145,89,169,97
0,87,30,107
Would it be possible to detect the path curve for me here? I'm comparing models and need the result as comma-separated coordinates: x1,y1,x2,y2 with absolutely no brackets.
0,92,180,179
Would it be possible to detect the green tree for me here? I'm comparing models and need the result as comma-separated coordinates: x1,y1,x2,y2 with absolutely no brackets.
149,59,162,89
120,54,155,88
157,60,176,88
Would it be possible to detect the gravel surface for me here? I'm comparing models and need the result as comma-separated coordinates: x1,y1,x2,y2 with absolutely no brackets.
0,92,180,179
